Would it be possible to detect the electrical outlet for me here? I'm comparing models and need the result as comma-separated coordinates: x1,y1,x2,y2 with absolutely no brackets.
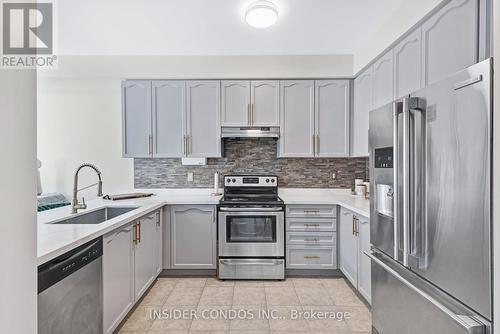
187,172,194,182
331,172,336,180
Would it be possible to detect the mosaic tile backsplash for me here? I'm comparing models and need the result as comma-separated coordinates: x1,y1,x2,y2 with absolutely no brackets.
134,138,369,188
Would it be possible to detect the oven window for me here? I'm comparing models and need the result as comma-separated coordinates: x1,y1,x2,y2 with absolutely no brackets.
226,216,276,243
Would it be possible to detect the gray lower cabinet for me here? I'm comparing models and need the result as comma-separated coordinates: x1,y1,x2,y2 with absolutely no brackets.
285,205,337,269
103,223,135,334
122,80,152,158
339,207,371,304
102,209,162,334
186,81,222,157
171,205,217,269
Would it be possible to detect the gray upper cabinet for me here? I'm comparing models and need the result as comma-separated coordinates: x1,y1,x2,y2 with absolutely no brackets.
152,81,185,157
279,80,315,158
251,80,280,126
221,80,251,127
394,27,423,99
372,50,394,109
352,68,372,157
421,0,479,86
221,80,279,127
315,80,350,157
170,205,217,269
186,81,222,157
122,80,152,158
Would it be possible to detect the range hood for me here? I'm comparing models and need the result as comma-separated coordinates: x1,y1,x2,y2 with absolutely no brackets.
221,127,280,138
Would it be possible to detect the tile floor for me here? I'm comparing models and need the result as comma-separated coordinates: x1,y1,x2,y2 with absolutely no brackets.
118,277,371,334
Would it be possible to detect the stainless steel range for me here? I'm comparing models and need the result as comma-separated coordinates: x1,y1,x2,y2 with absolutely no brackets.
218,175,285,280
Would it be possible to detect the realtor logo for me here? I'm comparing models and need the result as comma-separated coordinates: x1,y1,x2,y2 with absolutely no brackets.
1,1,57,68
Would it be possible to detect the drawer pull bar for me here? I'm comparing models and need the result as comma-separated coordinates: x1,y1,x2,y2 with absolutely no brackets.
304,238,320,242
304,223,321,227
304,255,321,259
303,209,321,213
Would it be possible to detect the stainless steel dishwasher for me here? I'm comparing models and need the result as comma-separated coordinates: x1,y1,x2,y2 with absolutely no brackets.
38,237,103,334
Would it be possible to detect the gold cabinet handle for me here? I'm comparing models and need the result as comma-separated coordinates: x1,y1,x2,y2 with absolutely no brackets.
304,223,320,227
156,211,160,226
304,255,321,259
251,103,255,125
133,223,138,244
138,221,141,243
355,216,359,236
304,238,320,242
148,135,153,155
352,215,355,236
247,103,251,125
303,209,321,213
315,135,320,155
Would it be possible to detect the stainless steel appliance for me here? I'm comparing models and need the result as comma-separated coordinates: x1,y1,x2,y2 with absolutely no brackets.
38,237,103,334
369,59,493,334
218,175,285,280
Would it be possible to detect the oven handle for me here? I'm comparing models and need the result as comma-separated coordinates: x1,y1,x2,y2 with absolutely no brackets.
218,207,283,212
220,259,284,266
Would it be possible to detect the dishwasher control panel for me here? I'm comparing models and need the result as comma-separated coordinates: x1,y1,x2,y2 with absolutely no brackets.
38,237,103,293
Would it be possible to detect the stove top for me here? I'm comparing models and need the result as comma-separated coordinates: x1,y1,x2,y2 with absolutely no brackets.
219,174,283,208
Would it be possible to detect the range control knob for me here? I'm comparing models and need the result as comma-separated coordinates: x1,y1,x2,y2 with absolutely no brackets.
226,179,231,183
271,179,275,183
232,178,236,183
266,179,270,183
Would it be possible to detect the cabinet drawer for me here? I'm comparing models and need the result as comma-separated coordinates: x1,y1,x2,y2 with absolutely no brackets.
286,246,337,269
286,205,337,218
287,217,336,232
287,231,336,246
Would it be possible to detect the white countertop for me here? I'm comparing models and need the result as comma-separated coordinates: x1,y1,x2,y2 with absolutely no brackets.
37,188,369,265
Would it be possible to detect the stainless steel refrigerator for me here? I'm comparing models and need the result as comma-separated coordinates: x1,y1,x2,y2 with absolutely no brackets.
368,58,493,334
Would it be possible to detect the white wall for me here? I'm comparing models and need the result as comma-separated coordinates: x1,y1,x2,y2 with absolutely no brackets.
0,70,37,333
353,0,445,73
37,55,353,199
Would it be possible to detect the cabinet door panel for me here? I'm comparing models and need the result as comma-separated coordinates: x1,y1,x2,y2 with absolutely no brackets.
103,224,135,334
152,81,185,157
352,68,372,157
422,0,478,86
186,81,221,157
134,215,156,301
315,80,350,157
122,80,151,157
394,28,422,98
251,80,280,126
372,50,394,108
357,216,371,304
221,80,250,126
171,205,216,269
339,208,358,287
279,80,315,157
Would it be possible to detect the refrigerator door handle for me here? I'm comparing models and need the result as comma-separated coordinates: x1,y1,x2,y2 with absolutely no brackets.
393,101,402,261
401,98,411,267
367,250,486,334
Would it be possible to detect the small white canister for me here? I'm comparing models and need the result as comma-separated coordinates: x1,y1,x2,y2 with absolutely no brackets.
356,184,366,197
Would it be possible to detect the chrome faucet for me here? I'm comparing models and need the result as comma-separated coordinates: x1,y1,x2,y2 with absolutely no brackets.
71,163,103,214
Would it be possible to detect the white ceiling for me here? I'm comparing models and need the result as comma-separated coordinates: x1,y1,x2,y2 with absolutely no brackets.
57,0,409,55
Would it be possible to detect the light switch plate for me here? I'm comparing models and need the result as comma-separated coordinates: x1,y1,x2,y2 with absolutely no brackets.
187,173,194,182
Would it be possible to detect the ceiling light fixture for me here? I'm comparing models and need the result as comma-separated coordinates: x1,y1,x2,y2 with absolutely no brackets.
245,1,278,28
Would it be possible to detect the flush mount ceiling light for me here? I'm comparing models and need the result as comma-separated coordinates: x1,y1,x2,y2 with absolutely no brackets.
245,1,278,28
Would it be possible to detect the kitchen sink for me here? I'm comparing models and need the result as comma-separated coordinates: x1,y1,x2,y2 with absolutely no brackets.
52,206,139,225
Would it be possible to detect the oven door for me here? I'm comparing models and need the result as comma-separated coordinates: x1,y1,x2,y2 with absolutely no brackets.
219,209,284,257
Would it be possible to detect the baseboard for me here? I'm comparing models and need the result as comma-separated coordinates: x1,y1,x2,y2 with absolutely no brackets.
160,269,216,277
285,269,343,277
